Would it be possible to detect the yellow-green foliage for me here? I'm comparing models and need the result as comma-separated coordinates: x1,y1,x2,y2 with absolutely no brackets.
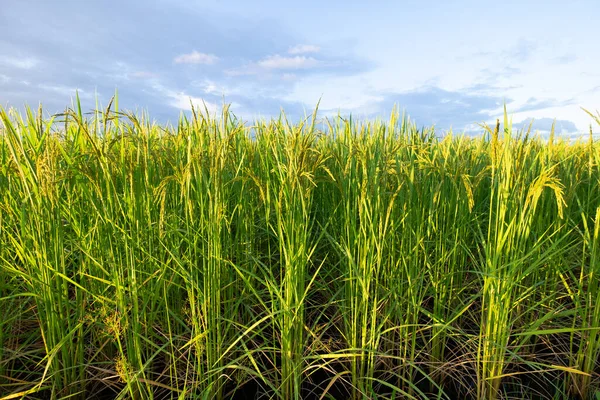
0,102,599,399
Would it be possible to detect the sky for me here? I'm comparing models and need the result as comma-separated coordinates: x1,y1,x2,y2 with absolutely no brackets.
1,0,599,137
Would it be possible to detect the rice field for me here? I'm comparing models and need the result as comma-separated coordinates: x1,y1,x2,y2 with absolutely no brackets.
0,100,599,399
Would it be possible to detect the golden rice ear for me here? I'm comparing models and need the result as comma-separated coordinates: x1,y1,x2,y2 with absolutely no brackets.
549,119,556,147
581,107,600,126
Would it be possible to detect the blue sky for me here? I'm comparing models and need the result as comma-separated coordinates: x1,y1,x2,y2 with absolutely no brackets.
1,0,599,136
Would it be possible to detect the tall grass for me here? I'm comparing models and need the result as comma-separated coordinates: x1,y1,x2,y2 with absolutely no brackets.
0,101,599,399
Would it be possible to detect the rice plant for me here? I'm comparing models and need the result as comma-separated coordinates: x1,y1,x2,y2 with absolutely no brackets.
0,100,599,399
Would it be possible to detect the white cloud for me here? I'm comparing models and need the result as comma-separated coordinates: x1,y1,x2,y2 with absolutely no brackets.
174,51,219,65
282,74,383,111
288,44,320,55
508,104,600,134
38,84,92,99
129,71,157,79
204,83,218,94
281,73,297,81
192,79,223,95
167,92,244,118
190,79,250,97
168,92,219,113
0,74,9,84
226,54,322,76
149,82,220,113
224,66,257,77
257,55,320,70
2,57,38,69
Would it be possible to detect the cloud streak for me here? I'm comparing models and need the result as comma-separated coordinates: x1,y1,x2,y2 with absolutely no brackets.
512,117,577,134
168,93,219,113
1,57,39,69
288,44,320,55
226,54,325,76
513,97,574,114
257,55,320,69
129,71,158,79
506,38,537,62
174,51,219,65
